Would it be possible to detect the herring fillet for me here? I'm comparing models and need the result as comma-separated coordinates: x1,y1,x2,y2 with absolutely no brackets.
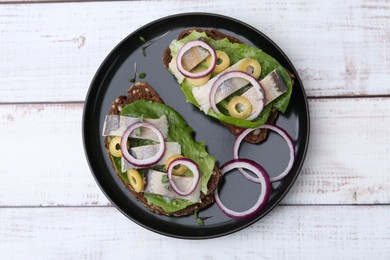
102,115,169,141
260,70,288,105
241,87,264,118
144,170,201,203
191,58,250,113
192,61,288,114
121,142,181,171
181,46,210,71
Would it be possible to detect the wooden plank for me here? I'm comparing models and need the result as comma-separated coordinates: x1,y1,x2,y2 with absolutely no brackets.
1,97,390,206
283,96,390,204
1,0,389,102
0,206,389,259
0,103,110,206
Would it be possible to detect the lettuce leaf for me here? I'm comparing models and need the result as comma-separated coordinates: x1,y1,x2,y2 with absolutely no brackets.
111,157,191,213
143,194,195,213
117,100,216,213
168,30,293,128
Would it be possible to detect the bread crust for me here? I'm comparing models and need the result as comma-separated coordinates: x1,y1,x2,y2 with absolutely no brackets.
162,28,281,144
104,82,221,216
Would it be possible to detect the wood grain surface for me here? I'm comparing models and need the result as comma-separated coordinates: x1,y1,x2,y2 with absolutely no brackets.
0,0,389,102
0,206,389,259
1,0,389,259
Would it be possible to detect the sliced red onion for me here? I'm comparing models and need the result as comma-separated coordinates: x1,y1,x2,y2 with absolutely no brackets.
209,71,265,120
176,40,216,79
121,122,165,167
233,124,295,182
167,158,200,196
214,159,271,219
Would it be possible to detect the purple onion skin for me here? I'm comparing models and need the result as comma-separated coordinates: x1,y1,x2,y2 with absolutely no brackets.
233,124,296,183
167,158,200,196
209,70,264,119
121,122,165,167
216,159,271,220
176,40,217,79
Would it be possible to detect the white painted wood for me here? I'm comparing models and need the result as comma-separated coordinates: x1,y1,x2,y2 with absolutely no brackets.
1,97,389,206
0,0,389,102
0,103,110,206
0,206,389,259
283,97,390,205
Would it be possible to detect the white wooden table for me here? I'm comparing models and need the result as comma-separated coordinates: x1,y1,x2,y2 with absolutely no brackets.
1,0,389,259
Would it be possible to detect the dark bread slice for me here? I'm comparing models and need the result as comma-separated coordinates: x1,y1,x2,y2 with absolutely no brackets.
104,81,221,216
162,28,281,144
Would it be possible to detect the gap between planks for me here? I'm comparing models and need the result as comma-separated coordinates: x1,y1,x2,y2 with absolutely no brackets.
308,94,390,100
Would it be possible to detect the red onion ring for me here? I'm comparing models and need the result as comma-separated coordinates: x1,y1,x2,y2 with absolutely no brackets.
167,158,200,196
209,71,265,120
176,40,216,79
121,122,165,167
233,124,295,182
214,159,271,219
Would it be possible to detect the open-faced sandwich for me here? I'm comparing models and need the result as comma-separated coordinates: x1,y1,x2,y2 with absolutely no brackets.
102,82,221,216
163,29,294,143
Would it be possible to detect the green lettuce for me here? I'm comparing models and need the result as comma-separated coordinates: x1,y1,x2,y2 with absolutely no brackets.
168,30,293,128
113,100,215,213
143,194,195,213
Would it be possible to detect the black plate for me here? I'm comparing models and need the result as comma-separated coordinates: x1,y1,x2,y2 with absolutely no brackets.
83,13,309,239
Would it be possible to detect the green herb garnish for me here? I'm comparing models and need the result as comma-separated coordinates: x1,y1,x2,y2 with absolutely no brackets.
129,63,147,82
140,30,170,57
138,72,146,79
194,212,204,226
194,211,213,226
161,175,168,184
141,47,146,57
135,128,141,136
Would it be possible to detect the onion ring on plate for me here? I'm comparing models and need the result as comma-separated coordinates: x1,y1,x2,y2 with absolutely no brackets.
121,122,165,167
209,71,265,121
233,124,295,182
176,40,216,79
167,158,200,196
214,159,271,219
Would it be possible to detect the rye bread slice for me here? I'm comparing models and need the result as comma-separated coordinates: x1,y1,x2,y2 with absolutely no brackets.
162,28,281,144
104,81,221,216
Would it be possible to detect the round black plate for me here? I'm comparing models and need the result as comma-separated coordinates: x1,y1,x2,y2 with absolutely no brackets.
83,13,309,239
